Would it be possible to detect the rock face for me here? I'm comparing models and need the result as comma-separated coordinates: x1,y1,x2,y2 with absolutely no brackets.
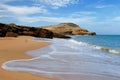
5,32,18,37
0,23,54,38
0,23,71,38
53,33,71,38
33,28,53,38
42,23,96,35
0,22,96,39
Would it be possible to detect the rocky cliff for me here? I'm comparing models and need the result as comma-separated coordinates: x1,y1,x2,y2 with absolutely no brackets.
42,23,96,35
0,22,96,39
0,23,70,38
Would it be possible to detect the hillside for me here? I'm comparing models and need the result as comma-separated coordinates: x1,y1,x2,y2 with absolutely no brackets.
0,22,96,39
0,23,70,38
42,23,96,35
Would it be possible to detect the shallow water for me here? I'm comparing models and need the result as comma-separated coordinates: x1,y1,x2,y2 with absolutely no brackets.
72,35,120,54
2,38,120,80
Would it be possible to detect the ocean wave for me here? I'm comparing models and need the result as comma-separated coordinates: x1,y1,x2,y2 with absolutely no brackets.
94,46,120,54
69,39,120,54
69,39,88,46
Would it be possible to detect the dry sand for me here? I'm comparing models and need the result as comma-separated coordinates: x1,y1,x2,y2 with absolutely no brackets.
0,36,57,80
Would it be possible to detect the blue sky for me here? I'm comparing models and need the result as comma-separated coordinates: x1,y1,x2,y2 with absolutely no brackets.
0,0,120,35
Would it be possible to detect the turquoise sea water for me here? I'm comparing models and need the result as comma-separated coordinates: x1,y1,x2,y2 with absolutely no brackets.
72,35,120,54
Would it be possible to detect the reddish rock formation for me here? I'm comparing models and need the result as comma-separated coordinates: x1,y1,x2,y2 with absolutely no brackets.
0,22,96,39
0,23,54,38
42,23,96,35
53,33,71,38
5,32,18,37
0,22,71,38
33,28,53,38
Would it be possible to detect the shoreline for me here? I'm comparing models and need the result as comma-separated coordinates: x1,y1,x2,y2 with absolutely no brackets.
3,37,120,80
0,36,57,80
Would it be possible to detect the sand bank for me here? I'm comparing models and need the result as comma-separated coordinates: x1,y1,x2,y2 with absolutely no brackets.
0,36,57,80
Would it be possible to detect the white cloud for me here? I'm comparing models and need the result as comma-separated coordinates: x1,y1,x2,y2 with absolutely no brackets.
0,15,6,18
16,15,96,25
0,4,48,15
0,0,17,3
0,0,96,26
0,10,6,12
70,11,96,17
95,5,113,9
33,0,79,8
0,15,9,18
113,16,120,21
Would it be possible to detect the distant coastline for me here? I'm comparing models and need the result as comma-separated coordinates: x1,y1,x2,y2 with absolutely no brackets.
0,22,96,39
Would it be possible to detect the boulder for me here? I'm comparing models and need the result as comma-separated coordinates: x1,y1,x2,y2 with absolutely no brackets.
5,32,18,37
34,29,53,38
53,33,71,39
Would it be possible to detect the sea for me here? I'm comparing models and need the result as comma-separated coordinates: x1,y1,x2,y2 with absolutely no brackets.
72,35,120,54
2,35,120,80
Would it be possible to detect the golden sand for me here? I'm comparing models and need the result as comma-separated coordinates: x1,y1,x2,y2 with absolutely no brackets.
0,36,57,80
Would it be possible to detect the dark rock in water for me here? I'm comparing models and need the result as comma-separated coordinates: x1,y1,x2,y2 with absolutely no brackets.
88,32,96,35
53,33,71,39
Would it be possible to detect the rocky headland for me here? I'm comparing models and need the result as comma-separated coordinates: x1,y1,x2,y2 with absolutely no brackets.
0,22,96,39
42,23,96,36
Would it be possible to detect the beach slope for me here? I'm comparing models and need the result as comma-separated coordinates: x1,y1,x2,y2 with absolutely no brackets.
0,36,56,80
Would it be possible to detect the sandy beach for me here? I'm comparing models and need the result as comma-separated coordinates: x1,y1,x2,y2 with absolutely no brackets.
0,36,57,80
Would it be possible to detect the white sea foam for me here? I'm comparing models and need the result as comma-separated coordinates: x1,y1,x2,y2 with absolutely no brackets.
95,46,102,49
2,38,120,80
69,39,120,54
94,45,120,54
109,49,120,54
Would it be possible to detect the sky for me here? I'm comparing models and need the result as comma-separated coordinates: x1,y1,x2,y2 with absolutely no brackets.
0,0,120,35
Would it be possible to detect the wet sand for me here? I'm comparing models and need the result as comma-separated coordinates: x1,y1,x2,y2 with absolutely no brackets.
0,36,57,80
